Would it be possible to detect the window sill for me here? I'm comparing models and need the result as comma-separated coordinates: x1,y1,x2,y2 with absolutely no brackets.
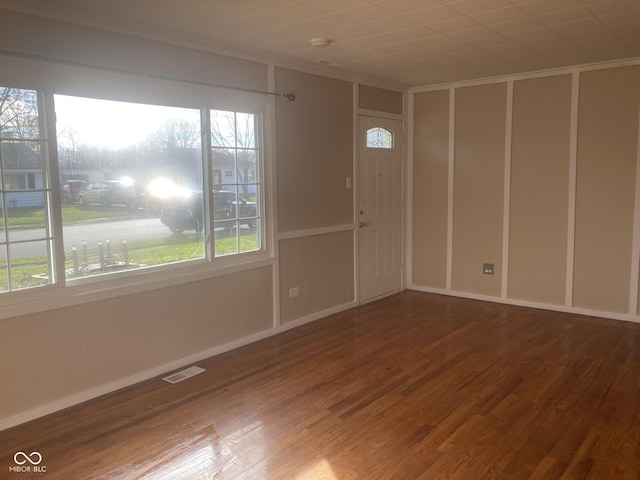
0,253,274,321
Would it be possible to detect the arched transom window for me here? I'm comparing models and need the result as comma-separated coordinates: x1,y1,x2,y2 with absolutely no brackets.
366,127,393,149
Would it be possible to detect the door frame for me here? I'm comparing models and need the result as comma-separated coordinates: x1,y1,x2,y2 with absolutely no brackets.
355,109,405,304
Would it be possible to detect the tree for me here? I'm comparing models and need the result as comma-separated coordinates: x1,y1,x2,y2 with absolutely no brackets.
0,87,40,139
57,127,83,170
210,111,257,194
142,118,201,155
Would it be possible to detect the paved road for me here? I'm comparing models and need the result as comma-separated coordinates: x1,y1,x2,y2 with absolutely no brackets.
9,216,177,258
63,217,171,249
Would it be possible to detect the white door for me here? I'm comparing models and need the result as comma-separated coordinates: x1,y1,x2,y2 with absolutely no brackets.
358,115,403,302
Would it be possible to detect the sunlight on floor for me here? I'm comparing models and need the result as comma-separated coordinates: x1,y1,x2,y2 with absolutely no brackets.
296,458,339,480
141,444,226,480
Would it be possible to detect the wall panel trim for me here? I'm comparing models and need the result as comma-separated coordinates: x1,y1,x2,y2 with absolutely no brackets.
501,81,514,298
277,224,354,240
629,107,640,315
410,62,640,324
405,91,415,287
565,72,580,307
446,87,455,290
408,285,640,324
409,57,640,94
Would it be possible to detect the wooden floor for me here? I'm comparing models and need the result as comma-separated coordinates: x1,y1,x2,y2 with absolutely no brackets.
3,291,640,479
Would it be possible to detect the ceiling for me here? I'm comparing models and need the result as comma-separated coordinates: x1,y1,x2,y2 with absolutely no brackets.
1,0,639,88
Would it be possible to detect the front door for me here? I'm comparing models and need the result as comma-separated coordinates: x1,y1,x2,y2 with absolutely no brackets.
358,115,403,302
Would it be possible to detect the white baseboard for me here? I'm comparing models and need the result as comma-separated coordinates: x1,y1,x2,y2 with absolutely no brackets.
276,299,358,333
0,299,358,432
408,284,640,324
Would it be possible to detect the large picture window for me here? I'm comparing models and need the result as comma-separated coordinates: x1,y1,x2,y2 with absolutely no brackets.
0,83,266,298
0,87,53,292
55,95,206,280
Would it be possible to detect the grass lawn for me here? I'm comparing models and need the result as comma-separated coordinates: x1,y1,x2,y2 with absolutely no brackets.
0,206,130,229
1,206,260,291
1,230,260,291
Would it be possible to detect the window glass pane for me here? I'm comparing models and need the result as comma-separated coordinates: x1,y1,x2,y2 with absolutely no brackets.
0,204,5,244
4,174,25,190
5,192,47,240
238,149,258,185
210,110,235,148
0,86,52,293
213,187,237,221
55,95,205,280
240,219,260,254
1,142,43,183
212,147,234,187
0,88,40,139
366,127,393,149
9,240,50,290
213,219,238,256
0,245,8,292
238,185,258,220
236,113,255,149
210,109,262,258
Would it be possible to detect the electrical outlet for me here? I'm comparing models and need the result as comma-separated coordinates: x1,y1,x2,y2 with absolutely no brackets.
483,263,494,275
346,177,352,189
289,287,299,298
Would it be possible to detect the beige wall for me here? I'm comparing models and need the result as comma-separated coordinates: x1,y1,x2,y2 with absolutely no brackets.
275,68,355,324
275,68,354,232
0,14,359,428
279,231,355,323
359,84,403,115
412,89,449,288
573,66,640,313
0,267,273,421
508,75,572,305
411,64,640,319
0,10,268,93
452,83,506,297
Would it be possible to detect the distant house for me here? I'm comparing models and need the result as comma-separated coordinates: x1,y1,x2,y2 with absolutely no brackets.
0,142,44,208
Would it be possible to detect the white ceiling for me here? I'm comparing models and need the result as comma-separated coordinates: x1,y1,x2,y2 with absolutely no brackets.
1,0,639,88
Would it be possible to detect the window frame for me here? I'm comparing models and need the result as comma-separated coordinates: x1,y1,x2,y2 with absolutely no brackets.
0,72,274,319
365,126,394,150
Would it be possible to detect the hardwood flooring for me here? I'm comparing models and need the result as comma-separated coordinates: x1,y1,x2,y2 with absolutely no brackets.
3,291,640,479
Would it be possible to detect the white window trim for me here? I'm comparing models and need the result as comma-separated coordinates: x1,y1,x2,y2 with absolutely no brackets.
0,66,275,320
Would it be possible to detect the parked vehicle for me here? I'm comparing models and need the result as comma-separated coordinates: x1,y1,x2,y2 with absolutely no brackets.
61,180,87,204
78,181,137,208
160,190,257,234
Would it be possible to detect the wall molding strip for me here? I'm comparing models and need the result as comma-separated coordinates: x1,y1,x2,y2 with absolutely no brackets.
629,107,640,316
446,87,455,290
277,224,354,241
501,81,514,299
565,72,580,308
408,284,640,325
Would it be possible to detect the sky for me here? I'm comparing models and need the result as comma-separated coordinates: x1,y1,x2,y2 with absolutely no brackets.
54,94,200,149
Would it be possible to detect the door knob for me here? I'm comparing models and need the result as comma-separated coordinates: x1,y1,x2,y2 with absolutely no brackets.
359,221,370,228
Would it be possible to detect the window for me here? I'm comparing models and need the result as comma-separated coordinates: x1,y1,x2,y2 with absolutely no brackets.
366,127,393,149
55,95,206,280
5,173,36,190
211,110,261,256
0,87,53,292
0,83,267,298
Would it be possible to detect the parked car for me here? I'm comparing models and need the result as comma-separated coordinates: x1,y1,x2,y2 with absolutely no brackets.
78,181,137,208
61,180,87,204
160,190,257,234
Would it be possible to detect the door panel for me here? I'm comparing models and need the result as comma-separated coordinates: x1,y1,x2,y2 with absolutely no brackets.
358,116,402,302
